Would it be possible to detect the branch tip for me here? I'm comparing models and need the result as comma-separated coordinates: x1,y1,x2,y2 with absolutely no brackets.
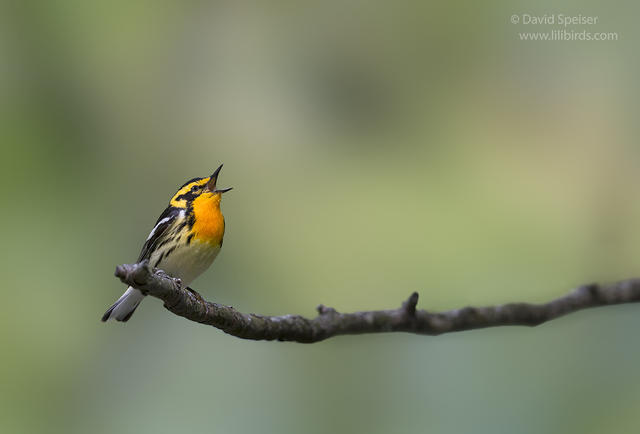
316,304,337,315
114,264,126,279
402,292,419,316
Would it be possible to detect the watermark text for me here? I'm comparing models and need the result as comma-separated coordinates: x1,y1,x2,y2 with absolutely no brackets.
511,13,619,41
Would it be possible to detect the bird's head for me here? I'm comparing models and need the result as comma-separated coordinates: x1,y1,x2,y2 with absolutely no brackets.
170,164,232,209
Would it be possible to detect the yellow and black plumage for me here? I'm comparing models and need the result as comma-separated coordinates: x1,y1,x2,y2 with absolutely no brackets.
102,164,232,322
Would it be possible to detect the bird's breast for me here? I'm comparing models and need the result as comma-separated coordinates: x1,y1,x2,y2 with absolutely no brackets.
191,193,225,245
158,240,221,286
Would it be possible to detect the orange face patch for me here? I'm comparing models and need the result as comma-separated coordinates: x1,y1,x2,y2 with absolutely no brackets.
191,192,225,245
170,178,209,208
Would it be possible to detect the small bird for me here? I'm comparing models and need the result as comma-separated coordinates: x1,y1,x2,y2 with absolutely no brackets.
102,165,232,322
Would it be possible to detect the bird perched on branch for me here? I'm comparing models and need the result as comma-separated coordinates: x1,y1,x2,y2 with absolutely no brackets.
102,164,232,322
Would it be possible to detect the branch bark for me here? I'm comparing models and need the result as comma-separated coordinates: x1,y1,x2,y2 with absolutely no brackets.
114,261,640,343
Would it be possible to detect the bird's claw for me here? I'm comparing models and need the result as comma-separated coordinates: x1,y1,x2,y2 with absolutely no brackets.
186,286,205,304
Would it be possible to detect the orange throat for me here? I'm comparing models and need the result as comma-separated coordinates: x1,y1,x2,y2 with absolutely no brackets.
191,193,225,245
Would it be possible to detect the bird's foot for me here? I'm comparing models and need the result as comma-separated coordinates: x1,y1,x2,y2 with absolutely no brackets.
186,286,205,304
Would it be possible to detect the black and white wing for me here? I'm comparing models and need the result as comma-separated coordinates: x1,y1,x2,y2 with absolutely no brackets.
137,207,183,263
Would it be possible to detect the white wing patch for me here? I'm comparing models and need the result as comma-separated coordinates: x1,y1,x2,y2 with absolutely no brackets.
147,217,172,241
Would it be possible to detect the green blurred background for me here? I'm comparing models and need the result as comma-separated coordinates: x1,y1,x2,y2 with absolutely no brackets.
2,1,639,433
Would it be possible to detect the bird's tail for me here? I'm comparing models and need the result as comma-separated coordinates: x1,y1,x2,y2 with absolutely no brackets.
101,287,145,322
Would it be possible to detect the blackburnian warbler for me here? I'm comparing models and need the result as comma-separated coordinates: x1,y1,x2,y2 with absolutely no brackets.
102,164,232,322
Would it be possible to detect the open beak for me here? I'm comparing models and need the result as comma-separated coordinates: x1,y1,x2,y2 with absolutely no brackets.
206,164,232,193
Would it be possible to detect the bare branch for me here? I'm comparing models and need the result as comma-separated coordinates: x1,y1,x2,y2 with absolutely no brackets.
113,261,640,343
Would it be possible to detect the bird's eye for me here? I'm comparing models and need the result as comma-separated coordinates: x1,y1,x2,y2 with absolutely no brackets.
191,186,198,192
